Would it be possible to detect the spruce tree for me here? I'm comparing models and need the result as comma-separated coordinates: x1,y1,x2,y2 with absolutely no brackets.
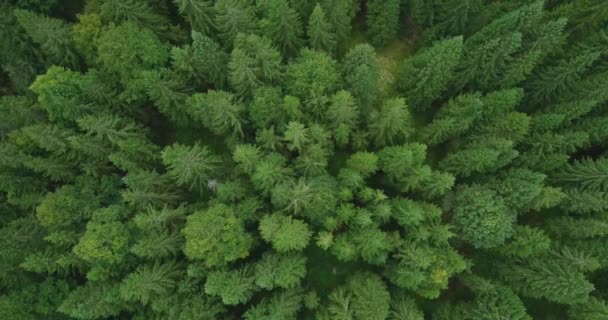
396,36,464,110
307,4,337,54
261,0,304,57
366,0,400,47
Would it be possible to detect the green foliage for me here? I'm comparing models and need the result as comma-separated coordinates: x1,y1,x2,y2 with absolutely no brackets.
342,44,380,114
259,213,312,252
369,97,412,146
366,0,400,47
396,36,463,110
261,0,304,56
498,255,595,304
554,157,608,191
73,220,129,265
214,0,258,49
320,272,390,320
183,204,252,266
205,266,256,305
14,9,79,68
161,143,221,192
452,186,515,249
119,262,182,305
307,4,337,54
174,0,215,34
3,1,608,319
188,90,246,136
286,48,339,111
228,34,282,97
254,252,307,289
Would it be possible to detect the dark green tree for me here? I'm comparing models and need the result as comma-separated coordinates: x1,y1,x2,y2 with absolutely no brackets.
366,0,400,47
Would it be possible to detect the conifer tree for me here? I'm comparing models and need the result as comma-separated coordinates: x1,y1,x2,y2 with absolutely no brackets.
319,0,353,49
498,256,595,304
161,143,222,192
396,36,463,110
259,213,312,252
369,97,412,146
261,0,304,57
99,0,176,41
366,0,400,47
307,4,337,54
342,44,380,116
228,34,282,97
14,9,79,69
452,185,515,249
173,0,215,34
213,0,258,49
183,204,252,266
286,48,340,112
204,266,257,305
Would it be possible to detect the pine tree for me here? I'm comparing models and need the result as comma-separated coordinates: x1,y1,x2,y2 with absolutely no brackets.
369,97,412,146
58,283,125,319
409,0,443,28
14,9,79,69
254,252,307,289
173,0,215,34
252,153,294,193
119,262,182,305
342,44,380,116
569,297,608,320
188,90,246,136
366,0,400,47
204,266,257,305
319,0,353,49
161,143,222,192
248,86,286,129
307,4,337,54
261,0,304,57
419,93,483,145
259,213,312,252
498,256,594,304
452,185,515,249
213,0,258,49
389,294,424,320
171,31,228,88
525,50,601,104
396,36,463,110
554,157,608,192
99,0,176,41
326,90,358,146
228,34,282,97
183,204,252,266
286,48,340,112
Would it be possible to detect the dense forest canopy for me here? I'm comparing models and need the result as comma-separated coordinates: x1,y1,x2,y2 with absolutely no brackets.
1,0,608,319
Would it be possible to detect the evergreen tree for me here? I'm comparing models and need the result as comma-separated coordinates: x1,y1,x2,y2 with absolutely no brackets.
261,0,304,57
369,97,412,146
259,213,312,252
452,185,515,249
228,34,282,97
307,4,337,54
319,0,353,49
396,36,464,110
161,143,222,192
342,44,380,116
214,0,258,49
286,48,340,113
498,255,595,304
183,204,252,266
173,0,215,34
14,9,79,69
366,0,400,47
